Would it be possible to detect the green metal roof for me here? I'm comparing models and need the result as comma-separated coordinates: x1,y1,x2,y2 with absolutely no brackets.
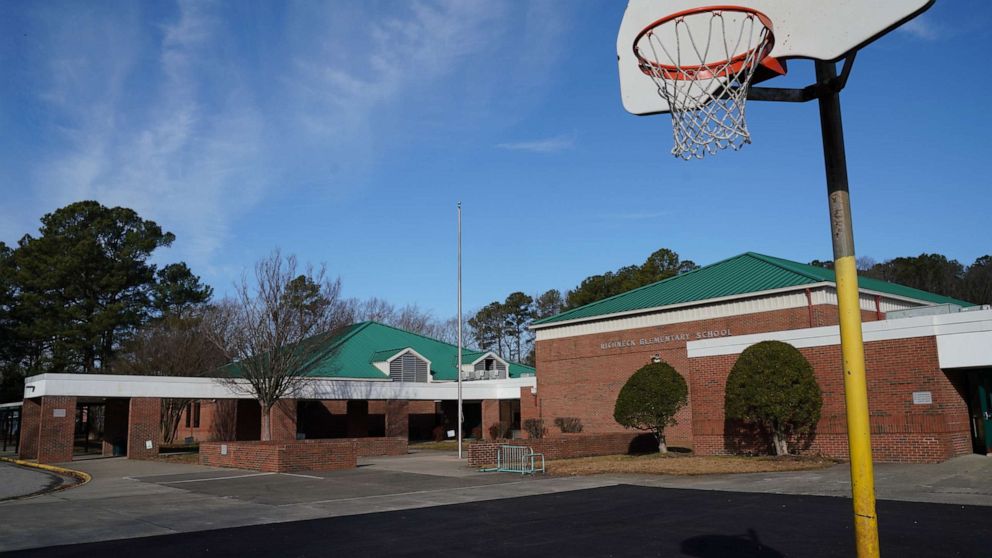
533,252,975,326
299,321,535,380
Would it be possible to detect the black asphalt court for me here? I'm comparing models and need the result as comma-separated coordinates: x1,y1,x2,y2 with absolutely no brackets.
6,485,989,557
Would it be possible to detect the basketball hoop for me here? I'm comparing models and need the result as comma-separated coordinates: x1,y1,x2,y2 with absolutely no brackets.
633,7,778,159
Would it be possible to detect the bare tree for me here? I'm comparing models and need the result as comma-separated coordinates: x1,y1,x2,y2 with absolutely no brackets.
204,250,349,440
115,312,227,443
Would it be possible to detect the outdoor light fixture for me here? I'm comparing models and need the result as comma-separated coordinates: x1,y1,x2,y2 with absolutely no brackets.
651,354,661,364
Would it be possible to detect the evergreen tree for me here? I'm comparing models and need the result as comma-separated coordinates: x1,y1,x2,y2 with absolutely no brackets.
613,360,688,453
724,341,822,456
151,263,213,317
10,201,175,373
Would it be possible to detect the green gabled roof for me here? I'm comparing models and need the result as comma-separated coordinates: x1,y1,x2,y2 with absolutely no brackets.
369,348,408,362
303,321,535,380
533,252,975,327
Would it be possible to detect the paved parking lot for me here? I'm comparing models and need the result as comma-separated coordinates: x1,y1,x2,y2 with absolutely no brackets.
0,462,62,501
7,484,991,557
0,452,612,552
1,452,990,554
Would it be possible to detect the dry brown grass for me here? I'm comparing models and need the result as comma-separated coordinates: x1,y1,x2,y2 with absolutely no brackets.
154,452,200,465
547,452,838,476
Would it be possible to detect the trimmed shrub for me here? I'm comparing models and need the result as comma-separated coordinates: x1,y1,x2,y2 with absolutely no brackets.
488,422,512,440
554,417,584,433
724,340,822,456
523,418,546,439
613,361,688,453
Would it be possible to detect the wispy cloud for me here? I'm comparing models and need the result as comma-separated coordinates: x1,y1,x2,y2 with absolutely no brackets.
898,17,941,41
602,211,671,221
497,134,575,153
28,1,265,273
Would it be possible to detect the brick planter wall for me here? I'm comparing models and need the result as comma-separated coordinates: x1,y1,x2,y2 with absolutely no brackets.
352,437,408,457
199,437,407,472
467,432,654,467
199,440,358,472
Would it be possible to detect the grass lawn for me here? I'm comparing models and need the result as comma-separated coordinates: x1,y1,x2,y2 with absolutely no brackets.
547,452,838,476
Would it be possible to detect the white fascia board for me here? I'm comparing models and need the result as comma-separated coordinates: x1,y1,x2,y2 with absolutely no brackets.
529,284,835,331
687,309,992,360
530,282,943,333
23,374,536,402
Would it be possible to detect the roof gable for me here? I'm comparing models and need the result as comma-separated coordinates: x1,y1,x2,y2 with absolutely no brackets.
305,321,535,380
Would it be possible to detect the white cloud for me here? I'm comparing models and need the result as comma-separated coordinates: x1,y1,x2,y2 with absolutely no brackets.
898,18,940,41
497,134,575,153
30,1,265,272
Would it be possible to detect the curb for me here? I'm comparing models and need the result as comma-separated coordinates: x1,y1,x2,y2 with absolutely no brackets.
0,457,91,499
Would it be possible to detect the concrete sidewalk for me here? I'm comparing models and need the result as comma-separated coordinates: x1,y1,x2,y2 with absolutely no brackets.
615,454,992,507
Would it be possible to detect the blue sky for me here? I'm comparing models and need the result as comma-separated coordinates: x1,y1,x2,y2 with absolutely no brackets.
1,1,989,319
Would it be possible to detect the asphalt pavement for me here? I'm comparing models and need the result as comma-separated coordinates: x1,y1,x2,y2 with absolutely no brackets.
0,462,61,501
6,484,989,557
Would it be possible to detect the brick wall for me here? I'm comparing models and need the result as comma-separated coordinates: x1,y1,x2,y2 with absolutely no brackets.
199,439,358,472
127,397,161,460
467,432,653,467
270,399,297,441
535,304,881,444
38,396,76,464
384,401,409,439
352,436,408,457
689,336,971,463
18,397,40,460
481,399,500,440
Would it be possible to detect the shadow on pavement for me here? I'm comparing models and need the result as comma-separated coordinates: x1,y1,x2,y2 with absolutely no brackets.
682,528,785,558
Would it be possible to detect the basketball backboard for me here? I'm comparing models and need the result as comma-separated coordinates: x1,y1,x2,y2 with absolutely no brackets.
618,0,935,115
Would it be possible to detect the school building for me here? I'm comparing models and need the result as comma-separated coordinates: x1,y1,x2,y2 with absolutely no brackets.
530,252,992,463
16,321,536,467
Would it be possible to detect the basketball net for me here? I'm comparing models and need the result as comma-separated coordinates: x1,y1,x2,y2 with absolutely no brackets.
635,9,774,160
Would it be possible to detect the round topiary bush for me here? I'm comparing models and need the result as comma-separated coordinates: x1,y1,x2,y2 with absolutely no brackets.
724,340,822,456
613,361,688,453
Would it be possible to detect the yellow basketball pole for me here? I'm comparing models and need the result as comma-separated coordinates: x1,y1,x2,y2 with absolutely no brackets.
815,60,879,558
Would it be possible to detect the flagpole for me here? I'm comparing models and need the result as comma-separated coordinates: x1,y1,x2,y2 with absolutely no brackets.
457,202,463,459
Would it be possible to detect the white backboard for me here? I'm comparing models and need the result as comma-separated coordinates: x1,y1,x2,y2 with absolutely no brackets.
618,0,935,115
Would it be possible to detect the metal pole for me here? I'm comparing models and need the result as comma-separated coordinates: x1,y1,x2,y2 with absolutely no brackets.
457,202,464,459
815,60,879,558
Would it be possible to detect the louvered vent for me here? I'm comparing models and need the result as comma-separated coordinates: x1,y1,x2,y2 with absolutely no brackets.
389,352,429,382
473,357,507,379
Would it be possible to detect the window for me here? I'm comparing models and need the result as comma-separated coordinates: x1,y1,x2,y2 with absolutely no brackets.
186,401,201,428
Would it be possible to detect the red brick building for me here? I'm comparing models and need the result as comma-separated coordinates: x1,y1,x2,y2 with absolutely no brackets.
17,321,536,465
530,253,992,463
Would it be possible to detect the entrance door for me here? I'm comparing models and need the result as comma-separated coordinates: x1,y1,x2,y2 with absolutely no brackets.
966,371,992,454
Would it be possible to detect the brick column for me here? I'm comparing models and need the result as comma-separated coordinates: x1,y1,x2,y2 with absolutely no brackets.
347,400,369,437
270,399,298,441
38,396,77,464
481,399,500,440
385,400,409,439
127,397,161,460
102,399,130,456
18,397,41,460
519,386,540,432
